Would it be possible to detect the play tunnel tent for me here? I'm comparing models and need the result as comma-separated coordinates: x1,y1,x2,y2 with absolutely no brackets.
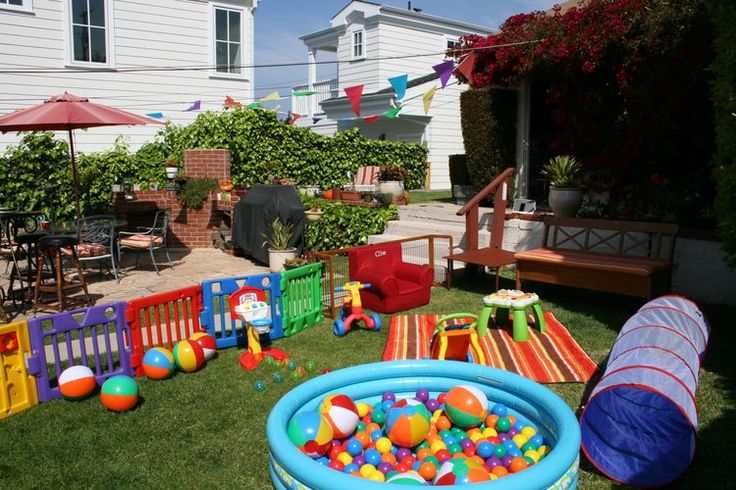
580,295,710,488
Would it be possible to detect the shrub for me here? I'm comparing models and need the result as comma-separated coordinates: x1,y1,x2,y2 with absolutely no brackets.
448,154,470,189
177,177,218,210
302,198,398,251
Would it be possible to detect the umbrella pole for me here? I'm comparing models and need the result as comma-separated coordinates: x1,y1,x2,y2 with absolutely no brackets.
68,129,81,220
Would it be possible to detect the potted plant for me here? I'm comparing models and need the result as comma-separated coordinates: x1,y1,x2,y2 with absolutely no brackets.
542,155,584,218
377,166,408,204
284,256,309,270
165,159,179,180
177,177,219,209
304,203,324,222
262,217,297,272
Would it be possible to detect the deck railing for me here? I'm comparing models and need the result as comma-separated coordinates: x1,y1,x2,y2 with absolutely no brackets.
291,79,339,116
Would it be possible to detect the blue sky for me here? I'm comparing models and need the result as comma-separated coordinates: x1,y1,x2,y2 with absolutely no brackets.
253,0,559,101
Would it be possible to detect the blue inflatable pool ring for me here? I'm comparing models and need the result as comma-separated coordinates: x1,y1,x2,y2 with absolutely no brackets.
267,359,580,489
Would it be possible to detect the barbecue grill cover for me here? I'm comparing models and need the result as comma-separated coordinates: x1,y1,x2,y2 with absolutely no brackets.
232,184,305,265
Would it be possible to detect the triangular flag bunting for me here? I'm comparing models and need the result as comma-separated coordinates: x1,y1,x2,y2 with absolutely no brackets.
259,91,281,102
456,51,477,85
388,74,408,101
146,112,164,119
224,96,242,108
185,100,201,111
287,112,302,125
363,114,379,123
384,105,402,119
433,60,455,89
423,86,437,115
246,102,262,109
292,90,318,96
344,85,364,117
272,104,281,113
312,117,322,124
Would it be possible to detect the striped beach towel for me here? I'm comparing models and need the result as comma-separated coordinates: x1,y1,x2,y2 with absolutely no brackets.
382,312,598,383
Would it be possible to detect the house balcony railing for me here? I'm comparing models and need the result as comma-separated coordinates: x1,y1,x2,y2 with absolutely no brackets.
291,78,338,116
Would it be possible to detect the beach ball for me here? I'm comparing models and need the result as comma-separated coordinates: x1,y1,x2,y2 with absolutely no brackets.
320,394,360,439
142,347,175,380
58,365,96,400
172,339,205,372
189,332,217,360
100,375,139,412
444,385,489,428
287,412,334,458
385,472,427,485
434,457,491,485
386,398,431,448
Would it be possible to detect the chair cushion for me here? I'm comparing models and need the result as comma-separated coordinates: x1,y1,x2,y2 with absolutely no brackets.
120,234,164,249
61,243,109,258
514,248,670,276
355,166,380,186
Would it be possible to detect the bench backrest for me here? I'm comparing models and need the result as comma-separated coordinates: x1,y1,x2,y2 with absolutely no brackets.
542,217,678,262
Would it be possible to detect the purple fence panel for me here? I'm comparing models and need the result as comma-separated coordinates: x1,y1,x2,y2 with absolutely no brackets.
26,302,133,403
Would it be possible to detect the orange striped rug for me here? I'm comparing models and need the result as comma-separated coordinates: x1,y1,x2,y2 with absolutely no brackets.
382,312,598,383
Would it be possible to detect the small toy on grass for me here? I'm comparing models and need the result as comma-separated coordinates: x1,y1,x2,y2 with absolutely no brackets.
254,380,266,392
58,365,96,400
100,375,139,412
142,347,175,380
172,339,205,372
272,372,284,383
333,281,381,336
189,331,217,360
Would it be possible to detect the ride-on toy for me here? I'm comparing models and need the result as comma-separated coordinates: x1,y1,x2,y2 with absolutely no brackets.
229,286,288,370
333,281,381,336
429,313,488,364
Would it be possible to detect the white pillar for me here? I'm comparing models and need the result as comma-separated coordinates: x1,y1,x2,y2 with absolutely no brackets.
514,81,531,198
307,48,317,119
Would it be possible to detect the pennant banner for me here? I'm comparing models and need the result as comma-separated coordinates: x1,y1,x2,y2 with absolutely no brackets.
246,102,262,109
388,74,408,101
185,100,201,112
312,117,322,124
456,51,477,85
259,91,281,102
224,96,242,108
363,114,379,123
292,90,318,97
422,86,437,115
384,105,402,119
344,85,364,117
433,60,455,89
287,112,302,125
146,112,164,119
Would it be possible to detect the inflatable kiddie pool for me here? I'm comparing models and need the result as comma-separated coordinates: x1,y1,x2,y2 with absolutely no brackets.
266,360,580,489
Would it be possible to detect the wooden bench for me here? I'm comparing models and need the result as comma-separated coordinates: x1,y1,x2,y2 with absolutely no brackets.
514,217,678,299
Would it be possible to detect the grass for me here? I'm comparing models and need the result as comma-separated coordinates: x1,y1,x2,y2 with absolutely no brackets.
1,274,734,489
409,189,453,204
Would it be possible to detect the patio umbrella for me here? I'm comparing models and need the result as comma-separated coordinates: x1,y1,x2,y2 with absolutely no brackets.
0,92,162,219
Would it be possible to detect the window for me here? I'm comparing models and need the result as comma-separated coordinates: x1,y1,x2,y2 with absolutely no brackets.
70,0,108,64
214,6,242,75
446,38,461,51
352,29,364,59
0,0,33,12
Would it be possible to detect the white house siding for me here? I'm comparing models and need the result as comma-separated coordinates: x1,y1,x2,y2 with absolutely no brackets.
336,18,381,93
375,22,449,84
0,0,256,154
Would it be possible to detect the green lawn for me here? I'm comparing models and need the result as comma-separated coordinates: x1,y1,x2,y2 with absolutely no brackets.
409,189,453,204
1,275,733,489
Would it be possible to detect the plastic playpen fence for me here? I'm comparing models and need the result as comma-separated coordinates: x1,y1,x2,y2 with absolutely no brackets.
311,234,453,318
200,273,283,348
0,320,38,419
279,262,323,336
26,303,133,402
126,285,204,376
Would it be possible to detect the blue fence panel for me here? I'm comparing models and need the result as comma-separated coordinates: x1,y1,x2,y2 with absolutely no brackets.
200,273,283,349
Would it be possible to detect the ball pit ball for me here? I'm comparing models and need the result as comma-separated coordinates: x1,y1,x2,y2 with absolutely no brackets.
435,457,491,485
319,394,359,439
287,360,298,371
287,412,334,458
172,339,205,372
255,380,266,392
305,360,317,372
385,398,431,448
385,471,427,485
445,384,489,428
189,331,217,360
272,372,284,383
100,375,138,412
142,347,175,380
58,365,96,400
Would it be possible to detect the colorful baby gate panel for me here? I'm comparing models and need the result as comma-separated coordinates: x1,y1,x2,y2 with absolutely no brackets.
0,320,38,419
200,273,283,349
26,303,134,403
279,263,323,337
126,285,204,376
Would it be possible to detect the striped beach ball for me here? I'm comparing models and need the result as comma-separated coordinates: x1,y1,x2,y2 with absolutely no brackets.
434,457,491,485
173,339,205,372
142,347,175,380
445,385,489,428
58,365,96,400
189,332,217,360
319,394,359,439
386,398,431,448
287,411,334,458
385,471,427,485
100,375,139,412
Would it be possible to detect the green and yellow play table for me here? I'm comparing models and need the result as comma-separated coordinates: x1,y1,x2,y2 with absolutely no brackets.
478,289,545,342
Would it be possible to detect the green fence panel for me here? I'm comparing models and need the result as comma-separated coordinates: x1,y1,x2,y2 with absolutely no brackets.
280,262,324,336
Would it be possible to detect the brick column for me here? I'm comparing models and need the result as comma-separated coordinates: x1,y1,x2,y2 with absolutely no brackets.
184,149,231,181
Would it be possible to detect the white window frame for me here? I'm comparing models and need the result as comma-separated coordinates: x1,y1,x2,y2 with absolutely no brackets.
446,36,461,51
0,0,33,14
210,3,246,79
64,0,115,68
351,28,365,60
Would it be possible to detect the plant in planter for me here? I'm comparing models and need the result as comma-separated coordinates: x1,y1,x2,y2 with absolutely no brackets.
304,203,324,222
542,155,584,218
165,159,179,179
283,256,310,270
261,217,297,272
377,165,408,204
177,177,219,209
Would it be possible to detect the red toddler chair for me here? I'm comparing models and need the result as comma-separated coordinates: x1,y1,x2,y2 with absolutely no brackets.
347,242,433,313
